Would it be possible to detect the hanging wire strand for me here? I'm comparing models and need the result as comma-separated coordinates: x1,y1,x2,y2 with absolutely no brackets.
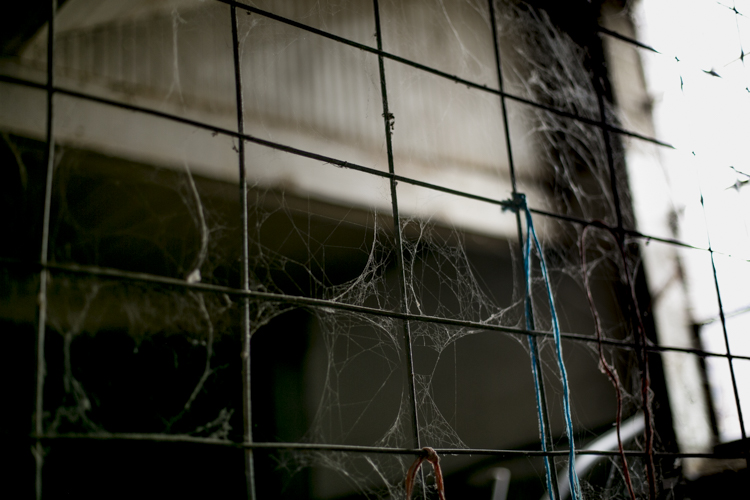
580,225,638,500
488,1,560,497
516,194,582,500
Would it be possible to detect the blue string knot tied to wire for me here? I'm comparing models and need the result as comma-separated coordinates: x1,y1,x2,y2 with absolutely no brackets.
504,193,583,500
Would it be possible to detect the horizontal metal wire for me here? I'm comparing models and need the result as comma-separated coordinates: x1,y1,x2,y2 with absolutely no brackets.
596,25,660,54
31,433,749,459
3,257,748,363
0,74,729,259
0,3,671,150
213,0,672,149
697,303,750,326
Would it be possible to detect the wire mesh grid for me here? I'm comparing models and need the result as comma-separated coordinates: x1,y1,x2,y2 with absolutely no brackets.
1,0,748,498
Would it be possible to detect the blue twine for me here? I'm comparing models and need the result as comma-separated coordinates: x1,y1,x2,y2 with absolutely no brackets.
526,331,557,499
512,193,582,500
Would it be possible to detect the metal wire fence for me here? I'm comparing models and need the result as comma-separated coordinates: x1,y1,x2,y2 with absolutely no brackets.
1,0,748,498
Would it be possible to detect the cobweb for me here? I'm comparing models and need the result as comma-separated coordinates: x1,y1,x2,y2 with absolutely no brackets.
0,0,689,499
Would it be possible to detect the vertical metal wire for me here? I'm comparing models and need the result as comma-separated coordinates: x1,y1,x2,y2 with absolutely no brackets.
702,196,747,444
34,2,57,499
594,88,623,232
721,1,750,468
709,253,748,441
371,0,424,495
230,6,257,499
486,1,559,497
591,16,657,498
